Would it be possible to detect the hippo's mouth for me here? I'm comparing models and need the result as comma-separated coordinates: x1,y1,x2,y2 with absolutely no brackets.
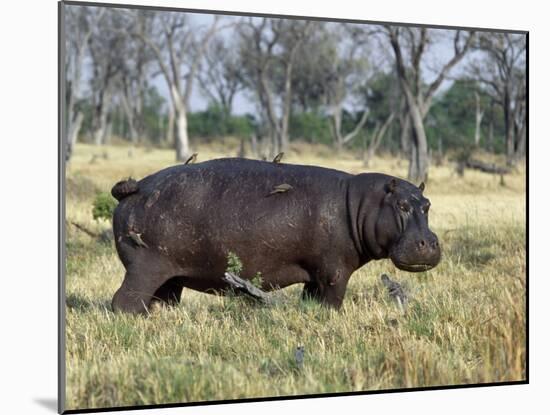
391,261,436,272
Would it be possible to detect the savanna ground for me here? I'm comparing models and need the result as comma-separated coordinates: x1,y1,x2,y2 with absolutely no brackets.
64,140,526,410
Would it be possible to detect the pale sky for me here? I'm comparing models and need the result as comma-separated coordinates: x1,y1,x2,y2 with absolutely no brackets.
70,5,481,116
152,10,472,115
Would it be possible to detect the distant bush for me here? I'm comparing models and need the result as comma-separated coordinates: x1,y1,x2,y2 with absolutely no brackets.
188,104,255,139
289,111,332,145
92,192,117,221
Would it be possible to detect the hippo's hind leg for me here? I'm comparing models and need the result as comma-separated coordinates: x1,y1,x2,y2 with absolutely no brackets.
112,251,181,314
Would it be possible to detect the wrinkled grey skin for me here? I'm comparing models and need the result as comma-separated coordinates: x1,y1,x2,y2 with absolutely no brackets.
111,158,440,314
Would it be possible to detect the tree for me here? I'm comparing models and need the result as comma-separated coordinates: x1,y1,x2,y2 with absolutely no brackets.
426,79,500,152
473,91,484,147
141,86,167,143
115,11,155,144
88,10,125,146
131,11,222,161
386,27,475,182
197,35,243,117
363,113,396,166
324,24,371,150
360,71,400,164
64,6,105,159
238,18,313,156
290,23,335,112
470,33,526,164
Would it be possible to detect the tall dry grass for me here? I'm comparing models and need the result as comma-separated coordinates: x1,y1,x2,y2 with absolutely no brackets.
64,142,526,410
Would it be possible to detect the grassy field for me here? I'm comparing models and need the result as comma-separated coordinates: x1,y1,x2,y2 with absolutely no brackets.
64,141,526,410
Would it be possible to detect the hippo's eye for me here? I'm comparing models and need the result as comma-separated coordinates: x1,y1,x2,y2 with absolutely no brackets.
398,201,411,213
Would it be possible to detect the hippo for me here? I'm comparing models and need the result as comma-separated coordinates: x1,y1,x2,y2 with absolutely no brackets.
110,158,440,314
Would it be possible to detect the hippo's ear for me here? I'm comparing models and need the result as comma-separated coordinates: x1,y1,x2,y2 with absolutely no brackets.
385,178,397,194
418,182,425,192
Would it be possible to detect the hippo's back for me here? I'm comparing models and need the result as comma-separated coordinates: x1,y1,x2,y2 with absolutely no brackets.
137,157,351,194
113,158,353,274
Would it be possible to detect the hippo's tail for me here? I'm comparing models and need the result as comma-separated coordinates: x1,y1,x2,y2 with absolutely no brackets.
111,178,139,201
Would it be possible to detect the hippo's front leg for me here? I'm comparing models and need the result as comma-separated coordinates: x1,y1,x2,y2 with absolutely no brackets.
302,270,352,309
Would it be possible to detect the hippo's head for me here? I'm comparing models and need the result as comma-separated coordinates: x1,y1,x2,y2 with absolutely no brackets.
374,179,441,272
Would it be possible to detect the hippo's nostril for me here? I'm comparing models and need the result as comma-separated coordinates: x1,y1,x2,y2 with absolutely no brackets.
418,239,426,249
431,240,439,249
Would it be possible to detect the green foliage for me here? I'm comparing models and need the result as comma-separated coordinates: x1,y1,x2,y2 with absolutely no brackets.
226,113,256,138
341,110,370,150
251,272,263,289
225,253,263,288
354,71,401,152
289,111,332,144
76,99,95,141
290,28,337,110
92,192,117,222
188,104,255,139
142,86,167,143
363,72,398,124
427,79,506,152
76,85,167,144
226,251,243,275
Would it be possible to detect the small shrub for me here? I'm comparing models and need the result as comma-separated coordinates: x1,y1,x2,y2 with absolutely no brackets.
92,192,118,222
226,251,243,275
251,272,263,289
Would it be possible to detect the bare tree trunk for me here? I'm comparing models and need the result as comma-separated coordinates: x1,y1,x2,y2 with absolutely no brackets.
175,110,189,161
133,13,220,161
66,112,84,160
250,133,258,157
364,145,376,167
169,86,190,161
279,54,297,152
157,111,163,143
505,122,515,164
474,91,484,147
120,94,138,144
363,112,395,167
399,112,411,156
387,27,474,182
93,89,112,146
238,137,246,158
488,102,495,152
259,71,283,158
269,130,280,158
330,109,344,151
361,133,367,163
504,89,515,165
511,89,526,163
516,129,526,160
94,126,105,146
514,116,527,161
408,140,418,180
166,102,175,145
407,101,429,182
102,117,113,145
330,106,369,151
279,62,292,153
65,8,105,161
